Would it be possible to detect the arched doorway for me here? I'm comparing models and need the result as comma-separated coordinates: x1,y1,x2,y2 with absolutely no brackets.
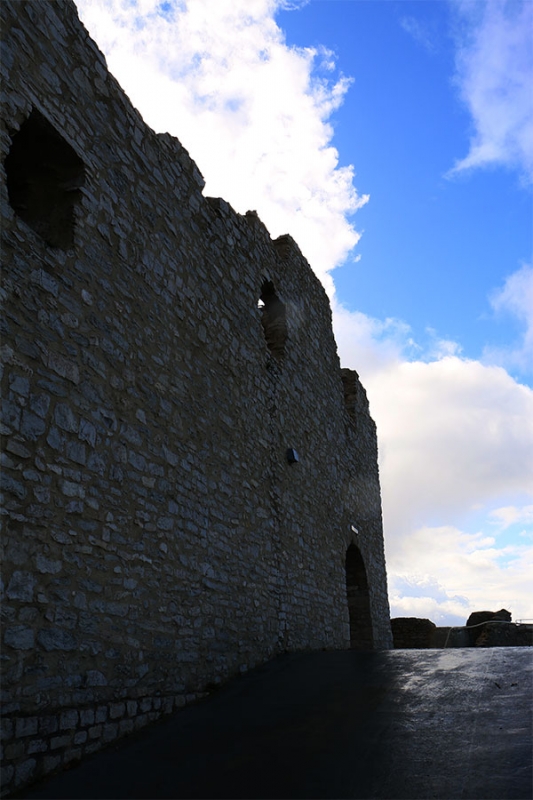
345,543,374,650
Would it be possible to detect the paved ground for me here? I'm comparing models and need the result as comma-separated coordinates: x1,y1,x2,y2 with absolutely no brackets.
20,648,532,799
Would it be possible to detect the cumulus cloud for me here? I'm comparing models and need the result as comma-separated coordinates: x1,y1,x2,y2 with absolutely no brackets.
75,0,367,292
448,0,533,183
484,263,533,375
389,524,533,624
369,358,533,529
489,504,533,531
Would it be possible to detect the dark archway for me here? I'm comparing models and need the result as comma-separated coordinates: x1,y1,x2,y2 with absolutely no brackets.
345,543,374,650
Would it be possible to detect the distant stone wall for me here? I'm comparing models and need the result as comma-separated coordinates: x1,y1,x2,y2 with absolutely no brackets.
391,618,437,649
0,1,392,793
472,622,533,648
393,621,533,649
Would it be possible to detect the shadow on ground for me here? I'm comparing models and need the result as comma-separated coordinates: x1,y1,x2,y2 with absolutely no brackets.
19,648,532,800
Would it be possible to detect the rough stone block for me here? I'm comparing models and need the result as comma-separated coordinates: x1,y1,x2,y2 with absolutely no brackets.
4,626,35,650
20,410,46,440
86,670,107,687
15,717,38,738
50,734,73,750
35,555,62,574
60,709,78,730
63,747,82,764
6,439,31,458
6,572,35,602
14,758,36,786
37,628,77,652
54,403,78,433
88,725,102,740
42,754,61,774
102,723,118,743
27,738,48,754
0,719,14,741
30,393,51,418
85,741,103,756
10,376,30,397
133,714,149,731
0,472,26,499
109,702,125,720
39,716,59,736
119,718,134,735
0,764,14,787
79,709,95,726
126,700,138,717
5,741,25,760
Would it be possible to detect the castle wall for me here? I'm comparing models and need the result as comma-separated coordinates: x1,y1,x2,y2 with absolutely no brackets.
0,1,392,793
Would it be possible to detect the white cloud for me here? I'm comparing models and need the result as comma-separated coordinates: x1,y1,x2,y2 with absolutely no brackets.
74,0,367,293
448,0,533,183
369,357,533,531
489,504,533,530
484,263,533,374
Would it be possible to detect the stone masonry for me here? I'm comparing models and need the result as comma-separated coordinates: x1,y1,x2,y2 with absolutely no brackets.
0,1,393,793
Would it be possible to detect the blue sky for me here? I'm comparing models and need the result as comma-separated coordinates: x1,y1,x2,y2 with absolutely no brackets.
278,0,532,368
75,0,532,626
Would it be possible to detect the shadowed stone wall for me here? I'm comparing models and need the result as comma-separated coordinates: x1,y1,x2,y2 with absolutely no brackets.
391,618,437,649
0,1,392,793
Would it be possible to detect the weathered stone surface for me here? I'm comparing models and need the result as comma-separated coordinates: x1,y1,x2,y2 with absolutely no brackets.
473,621,533,648
60,710,79,730
15,717,38,738
466,609,512,646
4,626,35,650
391,618,437,649
35,555,62,575
14,758,36,786
6,572,35,603
1,0,393,791
36,629,77,652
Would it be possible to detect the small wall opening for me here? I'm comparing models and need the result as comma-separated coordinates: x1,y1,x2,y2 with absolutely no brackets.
341,369,358,421
346,543,374,650
259,280,287,359
5,109,85,249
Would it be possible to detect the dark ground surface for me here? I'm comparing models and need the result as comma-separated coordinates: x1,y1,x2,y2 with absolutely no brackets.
19,647,532,800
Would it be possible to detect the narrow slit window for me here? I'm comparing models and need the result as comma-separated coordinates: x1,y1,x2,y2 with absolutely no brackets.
341,369,358,421
5,109,85,249
259,280,287,359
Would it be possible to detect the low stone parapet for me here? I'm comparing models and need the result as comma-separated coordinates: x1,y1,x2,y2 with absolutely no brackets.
0,691,208,797
391,617,436,648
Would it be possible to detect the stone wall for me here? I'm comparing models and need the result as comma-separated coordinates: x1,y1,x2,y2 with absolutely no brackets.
391,617,437,649
393,620,533,649
471,622,533,648
0,1,392,793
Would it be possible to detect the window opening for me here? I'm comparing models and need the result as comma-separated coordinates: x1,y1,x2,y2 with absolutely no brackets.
259,280,287,359
5,109,85,249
